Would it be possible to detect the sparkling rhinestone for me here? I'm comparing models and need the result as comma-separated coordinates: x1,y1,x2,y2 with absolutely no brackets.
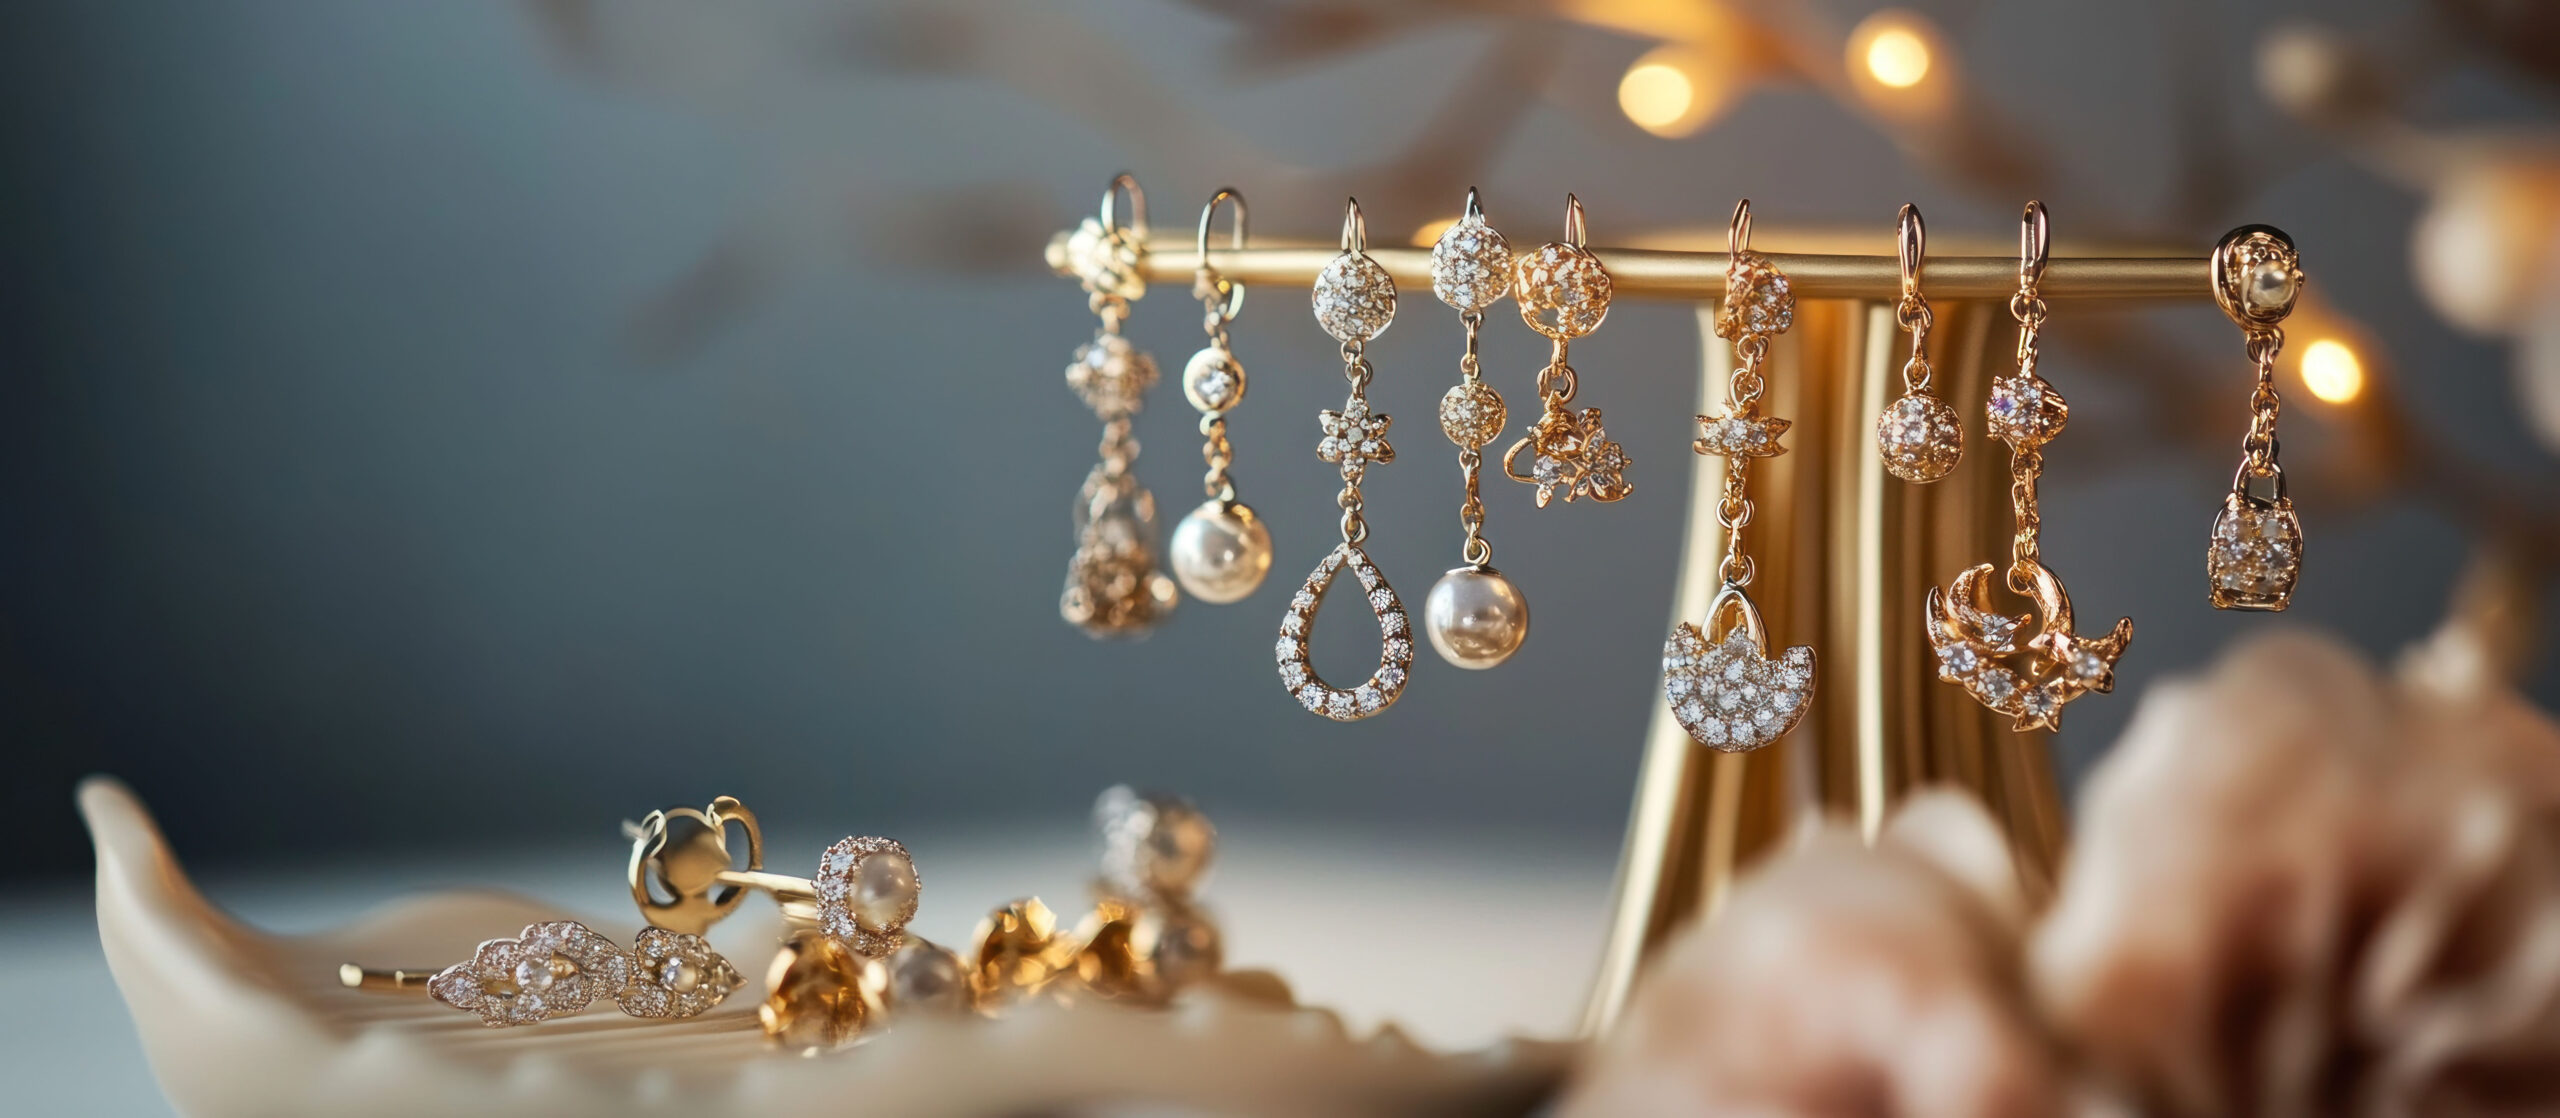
1938,644,1979,675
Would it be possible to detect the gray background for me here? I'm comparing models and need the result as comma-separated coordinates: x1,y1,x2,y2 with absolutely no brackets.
3,0,2553,883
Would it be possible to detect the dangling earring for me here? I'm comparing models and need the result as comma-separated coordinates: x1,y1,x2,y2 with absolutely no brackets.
1166,188,1274,605
1661,200,1814,752
1056,172,1176,638
1503,195,1631,506
2206,224,2307,610
1422,188,1530,670
1926,202,2131,730
1276,199,1415,722
1875,203,1964,482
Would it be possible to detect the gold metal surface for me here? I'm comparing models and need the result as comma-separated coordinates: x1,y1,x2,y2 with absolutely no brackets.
1107,236,2206,301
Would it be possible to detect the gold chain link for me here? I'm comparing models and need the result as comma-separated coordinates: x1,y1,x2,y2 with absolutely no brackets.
1456,310,1491,566
1338,341,1371,545
2241,328,2285,475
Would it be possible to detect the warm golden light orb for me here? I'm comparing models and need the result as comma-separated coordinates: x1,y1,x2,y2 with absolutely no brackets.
1865,27,1931,88
1616,45,1731,138
2300,338,2365,404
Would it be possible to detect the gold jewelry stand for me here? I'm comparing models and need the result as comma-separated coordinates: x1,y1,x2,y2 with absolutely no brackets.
1109,229,2217,1034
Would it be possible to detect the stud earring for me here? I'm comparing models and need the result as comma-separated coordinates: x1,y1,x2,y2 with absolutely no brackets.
341,920,742,1027
1061,786,1225,1005
1926,202,2132,730
1422,188,1531,669
1167,188,1274,605
1276,198,1414,722
625,798,922,957
1662,199,1815,752
1503,194,1632,506
1875,204,1965,482
2206,224,2307,610
1056,172,1177,638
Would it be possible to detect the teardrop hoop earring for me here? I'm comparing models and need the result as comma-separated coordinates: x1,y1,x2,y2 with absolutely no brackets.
1503,195,1631,506
1275,198,1415,722
1422,188,1531,670
2206,224,2307,611
1661,200,1816,753
1875,203,1965,483
1056,172,1176,638
1166,188,1275,605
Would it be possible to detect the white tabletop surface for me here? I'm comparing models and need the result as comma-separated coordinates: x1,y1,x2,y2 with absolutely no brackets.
1,819,1616,1115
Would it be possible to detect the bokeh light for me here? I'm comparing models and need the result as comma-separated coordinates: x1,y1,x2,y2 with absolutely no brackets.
1616,45,1732,139
2301,338,2366,403
1865,28,1932,88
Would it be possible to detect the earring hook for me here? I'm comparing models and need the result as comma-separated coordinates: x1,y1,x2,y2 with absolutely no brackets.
2018,200,2050,290
1897,204,1926,304
1339,197,1367,254
1101,172,1148,237
1564,193,1589,247
1464,186,1486,222
1196,187,1248,320
1727,198,1754,258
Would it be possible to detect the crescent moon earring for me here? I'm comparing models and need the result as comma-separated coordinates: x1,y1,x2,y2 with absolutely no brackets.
1925,202,2132,731
1422,188,1531,670
2206,224,2307,610
1875,204,1964,482
1277,198,1415,722
1166,189,1275,604
1662,200,1815,753
1503,195,1631,506
1054,172,1177,638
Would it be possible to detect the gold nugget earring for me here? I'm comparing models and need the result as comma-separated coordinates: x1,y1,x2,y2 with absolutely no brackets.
1056,172,1177,637
1167,188,1274,604
1875,204,1964,482
1504,194,1631,506
2206,224,2307,610
1662,200,1815,752
1423,189,1531,669
1276,198,1414,722
342,920,742,1027
1926,202,2131,730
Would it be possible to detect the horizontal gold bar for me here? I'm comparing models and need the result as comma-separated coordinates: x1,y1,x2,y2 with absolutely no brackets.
340,964,432,992
1111,237,2208,303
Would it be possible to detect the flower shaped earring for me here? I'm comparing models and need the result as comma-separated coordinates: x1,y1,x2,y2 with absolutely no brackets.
342,921,742,1028
1503,194,1631,506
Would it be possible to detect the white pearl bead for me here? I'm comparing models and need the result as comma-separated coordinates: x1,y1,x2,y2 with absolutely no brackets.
1424,566,1529,669
2244,259,2296,311
1169,499,1273,604
851,851,917,934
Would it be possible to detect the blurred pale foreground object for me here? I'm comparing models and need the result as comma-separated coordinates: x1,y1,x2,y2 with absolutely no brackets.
1566,630,2560,1118
81,779,1569,1118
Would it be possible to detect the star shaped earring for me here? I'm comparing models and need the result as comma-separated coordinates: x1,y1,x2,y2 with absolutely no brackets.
1317,397,1394,473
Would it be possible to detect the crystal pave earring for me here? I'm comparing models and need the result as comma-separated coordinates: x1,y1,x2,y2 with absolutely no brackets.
2207,224,2307,610
1275,199,1415,722
1422,189,1531,669
1502,195,1632,506
1662,200,1816,753
1056,172,1177,638
1875,204,1964,482
1926,202,2132,731
1166,188,1274,604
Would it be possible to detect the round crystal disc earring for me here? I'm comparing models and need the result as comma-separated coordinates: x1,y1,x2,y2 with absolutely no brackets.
1503,195,1631,506
1167,188,1274,604
1875,203,1964,482
1423,188,1530,669
1276,198,1415,722
2206,224,2307,611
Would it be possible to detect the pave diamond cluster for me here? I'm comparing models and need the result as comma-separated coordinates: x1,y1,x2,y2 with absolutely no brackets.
425,920,739,1028
2207,495,2303,607
1663,625,1816,752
